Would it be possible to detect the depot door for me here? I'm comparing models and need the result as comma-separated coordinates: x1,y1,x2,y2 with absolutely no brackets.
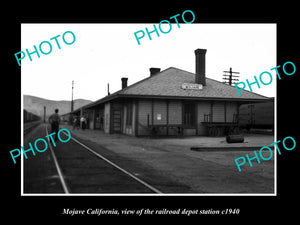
112,109,121,133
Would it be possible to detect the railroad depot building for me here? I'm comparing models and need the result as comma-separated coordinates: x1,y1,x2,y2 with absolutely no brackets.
74,49,270,137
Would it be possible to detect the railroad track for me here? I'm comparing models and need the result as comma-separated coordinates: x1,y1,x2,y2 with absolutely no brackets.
24,121,42,135
44,125,162,194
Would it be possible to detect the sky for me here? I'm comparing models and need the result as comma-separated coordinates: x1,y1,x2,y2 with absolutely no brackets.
21,23,276,102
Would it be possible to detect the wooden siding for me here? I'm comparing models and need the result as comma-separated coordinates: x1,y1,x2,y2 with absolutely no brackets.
212,102,225,122
87,109,95,129
197,101,211,135
123,102,136,136
104,103,110,133
168,101,182,124
137,99,183,136
136,99,239,136
153,100,167,125
226,102,237,123
137,100,152,135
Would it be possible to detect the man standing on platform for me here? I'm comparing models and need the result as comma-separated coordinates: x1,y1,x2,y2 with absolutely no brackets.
48,108,60,141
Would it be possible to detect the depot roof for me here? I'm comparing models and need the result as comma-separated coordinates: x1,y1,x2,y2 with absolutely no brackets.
86,67,270,109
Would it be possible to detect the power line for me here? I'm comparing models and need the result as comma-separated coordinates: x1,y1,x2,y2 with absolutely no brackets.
71,80,74,112
223,67,240,86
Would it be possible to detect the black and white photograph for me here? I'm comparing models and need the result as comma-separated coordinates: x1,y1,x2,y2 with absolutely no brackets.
21,23,276,195
4,4,298,221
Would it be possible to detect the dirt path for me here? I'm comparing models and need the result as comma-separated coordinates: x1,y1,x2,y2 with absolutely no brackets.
61,125,275,194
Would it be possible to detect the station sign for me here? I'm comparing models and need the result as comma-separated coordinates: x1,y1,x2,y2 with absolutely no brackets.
181,83,203,90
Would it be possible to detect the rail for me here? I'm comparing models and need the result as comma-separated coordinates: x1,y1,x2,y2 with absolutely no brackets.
44,125,163,194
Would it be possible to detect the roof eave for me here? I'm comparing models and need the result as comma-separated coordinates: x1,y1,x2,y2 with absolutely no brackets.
114,94,269,102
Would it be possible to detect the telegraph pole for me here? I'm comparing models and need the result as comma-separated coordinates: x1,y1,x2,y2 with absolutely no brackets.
223,67,240,86
44,106,46,123
71,80,74,112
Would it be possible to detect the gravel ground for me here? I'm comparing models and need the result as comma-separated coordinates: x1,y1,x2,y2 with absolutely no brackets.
61,125,275,194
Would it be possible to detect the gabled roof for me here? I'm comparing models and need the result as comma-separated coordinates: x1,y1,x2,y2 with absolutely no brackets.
86,67,269,109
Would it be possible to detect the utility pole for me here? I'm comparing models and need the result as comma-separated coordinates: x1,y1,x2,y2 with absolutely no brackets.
71,80,74,112
44,106,46,123
223,67,240,86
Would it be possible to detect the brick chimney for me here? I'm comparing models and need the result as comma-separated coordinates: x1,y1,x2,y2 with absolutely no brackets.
195,48,207,86
150,67,161,76
121,77,128,89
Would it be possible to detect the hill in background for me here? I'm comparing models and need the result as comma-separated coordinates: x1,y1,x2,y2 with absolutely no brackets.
23,95,92,119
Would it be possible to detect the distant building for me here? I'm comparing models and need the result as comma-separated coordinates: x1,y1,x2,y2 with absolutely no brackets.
73,49,271,136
